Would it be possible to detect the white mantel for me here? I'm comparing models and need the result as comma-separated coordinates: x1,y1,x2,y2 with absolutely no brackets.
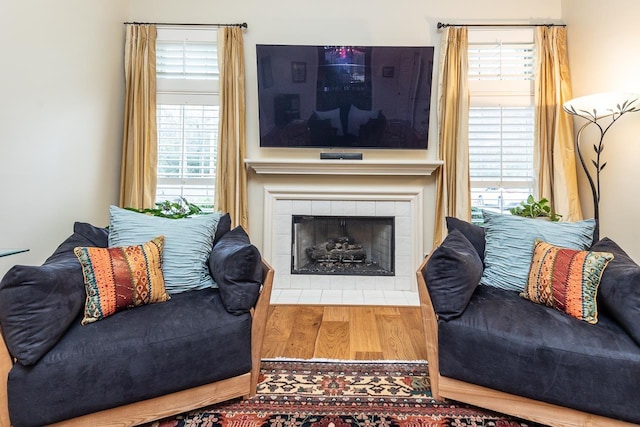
245,158,442,176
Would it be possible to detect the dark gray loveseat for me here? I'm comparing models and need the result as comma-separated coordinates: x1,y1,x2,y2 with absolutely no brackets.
0,219,274,426
417,217,640,426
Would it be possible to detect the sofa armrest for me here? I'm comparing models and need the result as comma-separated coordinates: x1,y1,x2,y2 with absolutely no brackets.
416,254,441,399
249,259,274,396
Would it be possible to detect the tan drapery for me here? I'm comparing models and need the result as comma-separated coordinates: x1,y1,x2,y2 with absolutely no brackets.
119,24,157,209
433,27,470,246
534,26,583,221
215,27,248,230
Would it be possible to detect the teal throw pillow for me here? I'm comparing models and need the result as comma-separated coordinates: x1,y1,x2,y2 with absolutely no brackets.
108,205,222,294
480,210,595,292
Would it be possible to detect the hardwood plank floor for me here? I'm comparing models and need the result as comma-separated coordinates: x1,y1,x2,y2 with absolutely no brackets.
262,305,427,361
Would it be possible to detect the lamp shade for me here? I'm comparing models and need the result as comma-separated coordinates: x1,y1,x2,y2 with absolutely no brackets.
563,92,640,120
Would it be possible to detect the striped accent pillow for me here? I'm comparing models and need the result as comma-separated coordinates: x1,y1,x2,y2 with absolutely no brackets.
74,236,170,325
521,239,614,324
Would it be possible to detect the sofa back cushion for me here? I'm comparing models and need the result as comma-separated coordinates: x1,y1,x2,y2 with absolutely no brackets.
446,216,485,260
213,213,232,247
209,226,263,314
72,221,109,248
591,237,640,345
424,229,483,320
0,223,107,365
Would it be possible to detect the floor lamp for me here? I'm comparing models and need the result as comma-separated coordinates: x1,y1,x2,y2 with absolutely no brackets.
563,92,640,242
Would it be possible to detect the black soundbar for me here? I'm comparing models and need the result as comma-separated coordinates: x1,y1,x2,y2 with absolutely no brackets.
319,152,363,160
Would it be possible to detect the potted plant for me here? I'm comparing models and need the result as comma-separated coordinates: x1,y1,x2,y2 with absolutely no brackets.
509,195,562,222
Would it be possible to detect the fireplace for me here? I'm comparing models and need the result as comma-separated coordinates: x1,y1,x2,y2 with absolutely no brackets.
291,215,394,276
261,185,426,305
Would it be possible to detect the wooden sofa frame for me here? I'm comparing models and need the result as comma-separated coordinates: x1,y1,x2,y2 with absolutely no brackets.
0,259,274,427
416,255,635,427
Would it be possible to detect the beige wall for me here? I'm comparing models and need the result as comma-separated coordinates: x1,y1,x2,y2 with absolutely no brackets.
1,0,566,276
129,0,561,255
0,0,128,276
562,0,640,260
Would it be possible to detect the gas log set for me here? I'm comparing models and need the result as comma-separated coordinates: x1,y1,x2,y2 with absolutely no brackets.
298,236,392,276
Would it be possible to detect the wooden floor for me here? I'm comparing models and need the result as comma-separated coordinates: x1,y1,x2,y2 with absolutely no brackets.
261,305,427,360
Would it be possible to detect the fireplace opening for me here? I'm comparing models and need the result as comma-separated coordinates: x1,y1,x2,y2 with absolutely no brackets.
291,215,395,276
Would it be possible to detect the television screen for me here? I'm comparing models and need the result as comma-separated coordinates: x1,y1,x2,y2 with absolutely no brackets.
256,44,435,150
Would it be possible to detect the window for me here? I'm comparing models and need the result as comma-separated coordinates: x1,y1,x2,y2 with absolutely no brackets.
156,28,219,211
468,29,535,222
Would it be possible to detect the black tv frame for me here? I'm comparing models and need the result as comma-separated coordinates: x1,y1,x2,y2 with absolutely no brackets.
257,44,435,150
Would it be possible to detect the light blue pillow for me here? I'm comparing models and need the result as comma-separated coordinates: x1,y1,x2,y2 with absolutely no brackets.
480,210,595,292
108,206,222,294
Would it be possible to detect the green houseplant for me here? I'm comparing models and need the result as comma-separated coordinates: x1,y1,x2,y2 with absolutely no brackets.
509,195,562,222
126,197,204,219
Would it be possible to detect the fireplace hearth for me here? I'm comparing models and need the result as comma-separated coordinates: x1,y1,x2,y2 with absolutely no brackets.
291,215,394,276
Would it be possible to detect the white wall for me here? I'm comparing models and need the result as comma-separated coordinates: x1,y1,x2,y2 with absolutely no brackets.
0,0,564,276
562,0,640,261
0,0,128,276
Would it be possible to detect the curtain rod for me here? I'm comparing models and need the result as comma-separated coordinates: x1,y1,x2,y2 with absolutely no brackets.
437,22,564,29
124,22,248,29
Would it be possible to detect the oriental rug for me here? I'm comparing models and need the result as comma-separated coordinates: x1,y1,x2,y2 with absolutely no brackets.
151,359,543,427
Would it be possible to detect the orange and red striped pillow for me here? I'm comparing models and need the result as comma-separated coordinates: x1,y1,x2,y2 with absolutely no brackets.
522,239,614,324
74,236,169,325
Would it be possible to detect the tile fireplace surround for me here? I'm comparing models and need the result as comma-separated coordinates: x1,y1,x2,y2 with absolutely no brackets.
249,158,441,306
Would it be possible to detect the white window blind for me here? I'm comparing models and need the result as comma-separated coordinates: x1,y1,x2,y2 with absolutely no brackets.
468,43,534,81
156,39,218,80
156,104,219,205
468,29,535,107
156,28,220,80
469,106,534,186
468,29,535,220
156,27,219,210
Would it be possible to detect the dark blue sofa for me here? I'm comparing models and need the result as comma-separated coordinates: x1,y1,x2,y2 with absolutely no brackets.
0,220,274,427
417,220,640,426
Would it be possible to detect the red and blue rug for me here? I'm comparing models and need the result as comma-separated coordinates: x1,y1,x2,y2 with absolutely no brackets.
152,359,543,427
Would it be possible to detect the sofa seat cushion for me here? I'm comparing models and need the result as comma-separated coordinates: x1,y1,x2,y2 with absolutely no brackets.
438,285,640,424
7,288,252,427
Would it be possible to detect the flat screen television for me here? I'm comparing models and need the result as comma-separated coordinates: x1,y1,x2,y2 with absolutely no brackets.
256,44,435,150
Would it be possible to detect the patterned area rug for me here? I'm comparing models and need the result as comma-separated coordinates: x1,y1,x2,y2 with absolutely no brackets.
151,360,544,427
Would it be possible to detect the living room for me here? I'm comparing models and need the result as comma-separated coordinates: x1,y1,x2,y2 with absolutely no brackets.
1,1,640,426
2,0,639,279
